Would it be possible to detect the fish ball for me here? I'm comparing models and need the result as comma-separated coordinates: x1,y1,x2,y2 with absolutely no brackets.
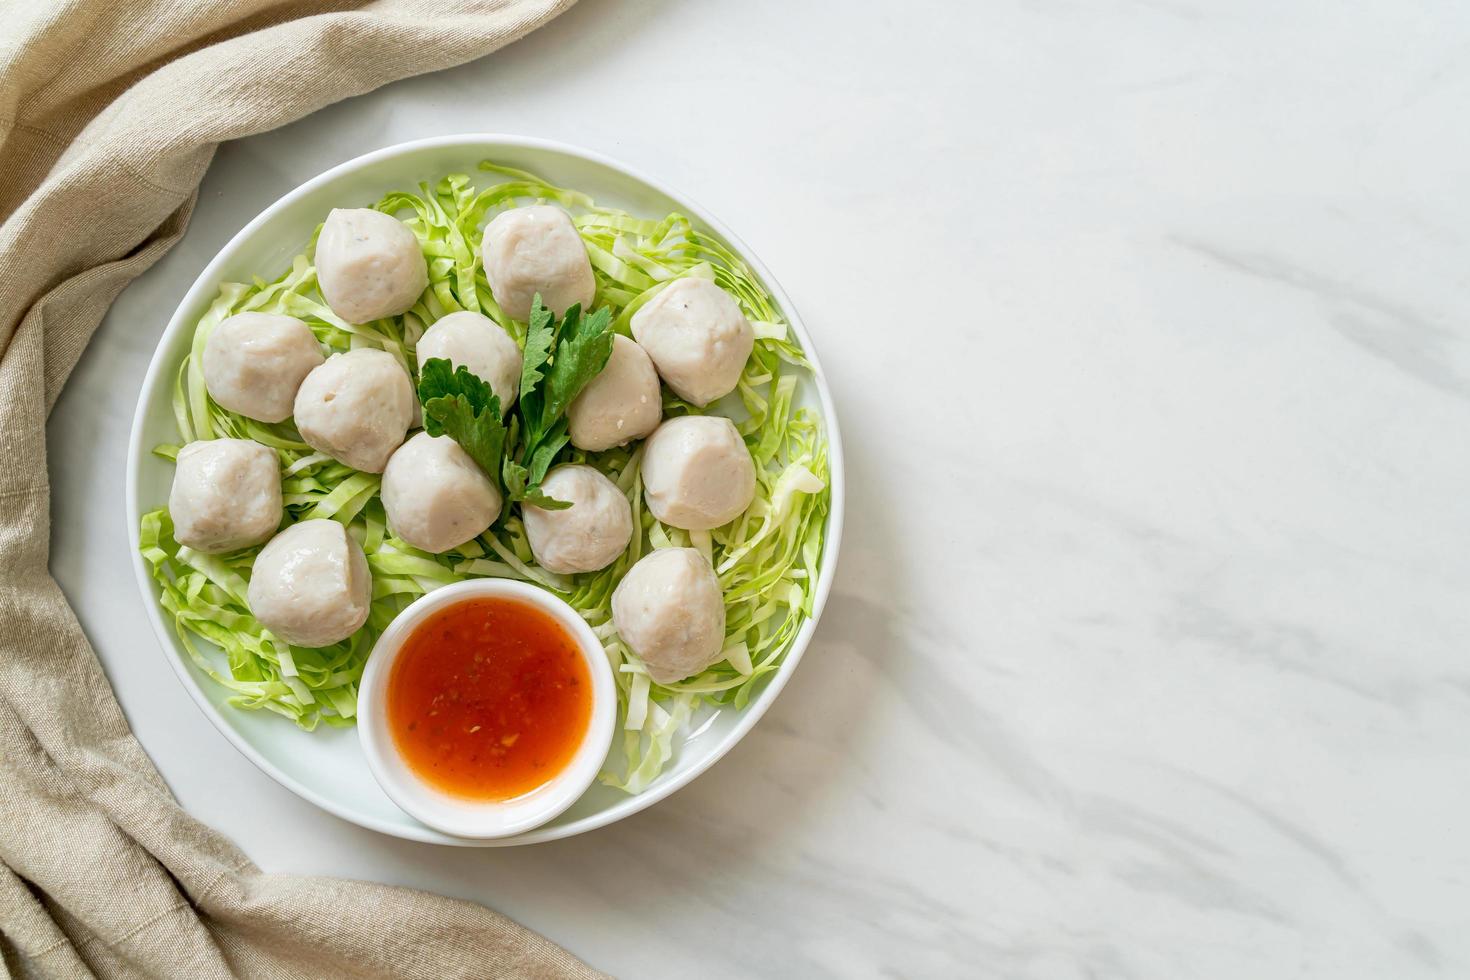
481,205,595,322
203,313,324,423
315,208,428,323
611,548,726,684
641,415,755,530
416,311,521,413
568,335,661,451
293,349,415,474
247,519,371,648
521,465,632,574
631,277,753,406
381,432,501,554
169,439,282,553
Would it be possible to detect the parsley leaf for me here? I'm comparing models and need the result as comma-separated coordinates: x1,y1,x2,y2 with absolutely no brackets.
500,455,571,510
417,357,507,488
517,298,555,434
415,297,614,518
520,487,574,511
516,298,614,463
502,457,529,499
543,304,614,430
505,297,615,508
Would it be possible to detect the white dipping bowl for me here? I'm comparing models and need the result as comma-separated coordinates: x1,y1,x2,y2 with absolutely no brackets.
357,580,616,839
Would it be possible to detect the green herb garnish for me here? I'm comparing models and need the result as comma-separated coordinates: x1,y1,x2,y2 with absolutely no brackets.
418,357,507,481
417,294,614,513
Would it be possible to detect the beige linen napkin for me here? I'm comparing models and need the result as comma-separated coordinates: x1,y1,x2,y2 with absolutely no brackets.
0,2,609,977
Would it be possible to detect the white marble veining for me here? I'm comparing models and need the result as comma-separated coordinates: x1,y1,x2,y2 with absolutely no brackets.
46,0,1470,975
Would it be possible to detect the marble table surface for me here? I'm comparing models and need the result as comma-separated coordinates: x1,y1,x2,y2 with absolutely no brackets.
47,0,1470,976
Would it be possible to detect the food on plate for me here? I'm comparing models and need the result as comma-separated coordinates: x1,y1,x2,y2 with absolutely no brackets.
521,464,633,574
139,163,832,793
387,597,592,800
247,519,371,648
567,335,661,451
415,311,522,414
631,277,754,406
641,414,756,530
315,207,428,323
611,547,727,684
481,205,595,321
293,349,415,473
381,431,501,554
202,312,324,423
168,439,282,553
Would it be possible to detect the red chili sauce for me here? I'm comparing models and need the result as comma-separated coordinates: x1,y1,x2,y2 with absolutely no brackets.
386,597,591,801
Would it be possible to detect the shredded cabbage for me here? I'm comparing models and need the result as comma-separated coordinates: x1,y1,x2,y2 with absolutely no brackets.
139,162,830,792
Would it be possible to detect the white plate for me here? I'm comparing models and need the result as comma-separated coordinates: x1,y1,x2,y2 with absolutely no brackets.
126,135,845,846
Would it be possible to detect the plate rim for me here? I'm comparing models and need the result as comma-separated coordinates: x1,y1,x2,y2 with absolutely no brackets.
124,133,846,846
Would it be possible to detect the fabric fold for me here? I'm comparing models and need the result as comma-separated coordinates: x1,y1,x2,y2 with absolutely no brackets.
0,2,605,977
